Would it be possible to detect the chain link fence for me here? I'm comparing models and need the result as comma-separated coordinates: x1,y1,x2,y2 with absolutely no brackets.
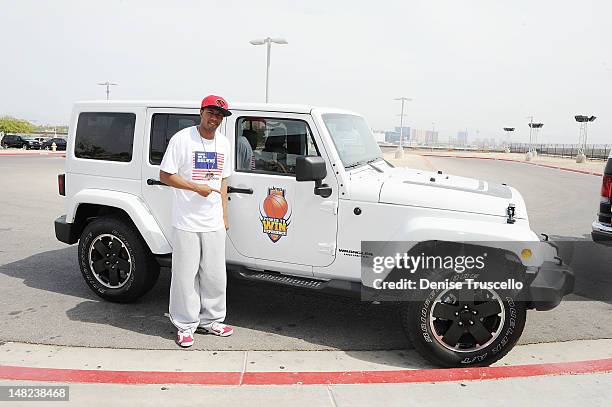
509,143,611,160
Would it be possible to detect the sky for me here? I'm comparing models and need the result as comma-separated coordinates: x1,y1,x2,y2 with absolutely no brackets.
0,0,610,143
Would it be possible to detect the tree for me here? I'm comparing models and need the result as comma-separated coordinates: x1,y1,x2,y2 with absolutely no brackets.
0,116,34,134
33,124,69,134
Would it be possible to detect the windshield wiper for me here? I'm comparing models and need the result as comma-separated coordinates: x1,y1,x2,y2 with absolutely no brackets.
382,158,395,168
369,156,395,168
345,161,367,169
366,158,384,173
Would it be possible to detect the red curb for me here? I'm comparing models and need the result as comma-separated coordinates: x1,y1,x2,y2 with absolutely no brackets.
243,358,612,385
0,366,241,385
1,358,612,386
420,154,603,177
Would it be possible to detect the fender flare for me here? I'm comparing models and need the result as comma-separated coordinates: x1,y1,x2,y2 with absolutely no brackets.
67,189,171,254
374,217,549,268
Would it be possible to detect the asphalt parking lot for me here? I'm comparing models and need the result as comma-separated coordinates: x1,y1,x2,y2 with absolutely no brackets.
0,155,611,354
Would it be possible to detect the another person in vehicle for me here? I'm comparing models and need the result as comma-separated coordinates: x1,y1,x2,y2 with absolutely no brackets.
236,129,254,171
159,95,234,348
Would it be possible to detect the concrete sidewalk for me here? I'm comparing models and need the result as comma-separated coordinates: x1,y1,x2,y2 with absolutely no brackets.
2,374,610,407
1,340,611,405
3,339,612,373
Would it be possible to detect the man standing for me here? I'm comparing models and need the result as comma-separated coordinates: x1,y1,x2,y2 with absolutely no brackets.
159,95,234,348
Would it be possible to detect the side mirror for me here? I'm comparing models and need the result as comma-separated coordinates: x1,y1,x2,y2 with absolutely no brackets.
296,156,327,181
296,156,332,198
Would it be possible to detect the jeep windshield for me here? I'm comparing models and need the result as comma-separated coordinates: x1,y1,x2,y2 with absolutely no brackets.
322,113,383,169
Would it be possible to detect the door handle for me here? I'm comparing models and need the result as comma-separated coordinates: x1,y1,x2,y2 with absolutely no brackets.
227,186,253,194
147,178,167,186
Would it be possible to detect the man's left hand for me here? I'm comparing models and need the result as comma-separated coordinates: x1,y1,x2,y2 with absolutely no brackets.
224,217,230,230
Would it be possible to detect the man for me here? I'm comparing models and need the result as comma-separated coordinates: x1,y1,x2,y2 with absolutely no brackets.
236,129,253,171
159,95,233,348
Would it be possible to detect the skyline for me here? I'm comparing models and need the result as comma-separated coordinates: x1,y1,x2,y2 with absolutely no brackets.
0,0,610,143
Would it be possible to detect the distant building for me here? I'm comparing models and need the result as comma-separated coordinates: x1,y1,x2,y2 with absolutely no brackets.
385,131,399,143
372,131,386,143
456,131,468,145
425,130,439,145
385,126,411,144
395,126,411,137
411,129,424,144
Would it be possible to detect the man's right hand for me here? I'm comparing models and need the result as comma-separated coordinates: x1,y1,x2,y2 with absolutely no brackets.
159,171,220,197
193,183,220,197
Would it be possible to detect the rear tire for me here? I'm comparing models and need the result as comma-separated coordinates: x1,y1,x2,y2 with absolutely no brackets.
78,216,160,303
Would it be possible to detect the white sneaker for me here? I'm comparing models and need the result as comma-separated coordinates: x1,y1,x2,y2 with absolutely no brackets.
177,330,194,347
202,322,234,337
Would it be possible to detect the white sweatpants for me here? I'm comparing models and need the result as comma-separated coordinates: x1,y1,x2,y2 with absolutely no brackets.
169,227,227,333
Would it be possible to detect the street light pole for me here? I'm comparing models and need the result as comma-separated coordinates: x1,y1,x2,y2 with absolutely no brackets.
431,122,436,147
394,97,412,158
266,40,271,103
503,127,515,153
250,37,288,103
526,115,534,152
98,81,118,100
574,115,596,163
526,120,543,160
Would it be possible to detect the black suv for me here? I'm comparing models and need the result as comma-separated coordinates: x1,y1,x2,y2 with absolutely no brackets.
23,137,42,150
41,137,67,151
1,134,29,149
592,153,612,244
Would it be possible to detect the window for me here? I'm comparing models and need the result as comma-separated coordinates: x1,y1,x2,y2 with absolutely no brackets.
322,114,382,168
150,113,200,165
75,112,136,162
235,117,319,175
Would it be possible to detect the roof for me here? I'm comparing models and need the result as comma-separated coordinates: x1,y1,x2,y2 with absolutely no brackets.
73,100,360,116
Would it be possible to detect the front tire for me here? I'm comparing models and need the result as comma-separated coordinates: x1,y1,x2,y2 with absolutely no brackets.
78,216,160,303
401,273,527,367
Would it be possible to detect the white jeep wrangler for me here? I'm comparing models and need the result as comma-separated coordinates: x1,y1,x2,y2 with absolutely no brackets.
55,101,572,367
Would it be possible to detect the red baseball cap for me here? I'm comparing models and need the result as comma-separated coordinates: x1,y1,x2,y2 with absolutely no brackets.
201,95,232,117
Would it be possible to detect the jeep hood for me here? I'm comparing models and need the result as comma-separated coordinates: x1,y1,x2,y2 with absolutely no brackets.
348,166,527,219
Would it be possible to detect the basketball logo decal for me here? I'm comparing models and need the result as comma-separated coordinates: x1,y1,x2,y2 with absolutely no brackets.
260,187,291,242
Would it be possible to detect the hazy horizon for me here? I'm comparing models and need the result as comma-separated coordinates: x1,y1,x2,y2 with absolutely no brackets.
1,0,610,144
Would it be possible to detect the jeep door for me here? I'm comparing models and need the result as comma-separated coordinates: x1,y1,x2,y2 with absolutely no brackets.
141,108,217,243
226,112,339,275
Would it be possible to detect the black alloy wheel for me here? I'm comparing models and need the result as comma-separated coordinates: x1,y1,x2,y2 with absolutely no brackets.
401,274,527,367
78,216,160,302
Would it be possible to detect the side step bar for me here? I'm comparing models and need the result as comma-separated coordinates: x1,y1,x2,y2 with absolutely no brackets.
237,269,326,289
231,267,363,298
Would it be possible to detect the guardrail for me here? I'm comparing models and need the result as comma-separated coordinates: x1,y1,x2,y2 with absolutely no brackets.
509,144,611,160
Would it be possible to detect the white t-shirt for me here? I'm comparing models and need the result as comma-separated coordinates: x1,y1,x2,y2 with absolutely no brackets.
160,126,232,232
